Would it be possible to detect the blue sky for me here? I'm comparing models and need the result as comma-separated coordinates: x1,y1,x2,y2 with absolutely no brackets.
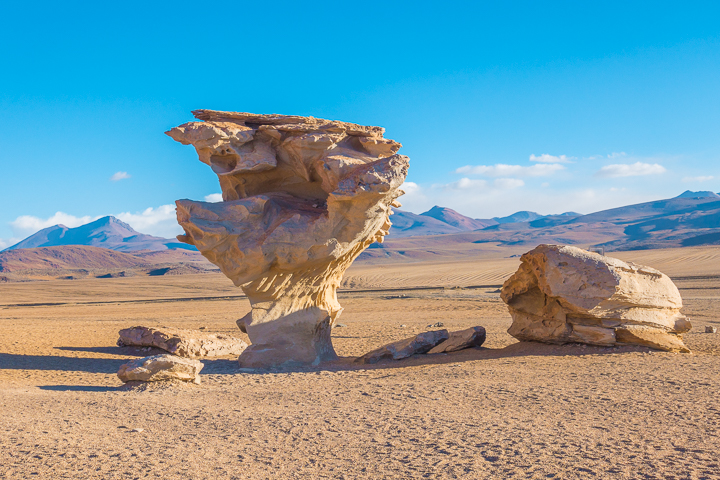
1,1,719,247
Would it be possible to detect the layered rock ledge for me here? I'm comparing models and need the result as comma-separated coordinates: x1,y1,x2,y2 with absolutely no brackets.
501,245,691,352
118,326,248,358
167,110,409,367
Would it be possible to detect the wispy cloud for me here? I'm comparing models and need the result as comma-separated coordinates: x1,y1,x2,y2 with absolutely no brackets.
529,154,573,164
115,205,179,238
204,193,223,202
110,171,131,182
682,175,714,183
595,162,666,178
0,238,19,250
10,212,95,236
456,163,565,177
494,178,524,189
441,178,488,190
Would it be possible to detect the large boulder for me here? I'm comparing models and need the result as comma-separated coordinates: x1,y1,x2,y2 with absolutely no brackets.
117,354,204,384
168,110,409,368
428,326,486,354
501,245,691,352
357,330,449,364
118,326,248,358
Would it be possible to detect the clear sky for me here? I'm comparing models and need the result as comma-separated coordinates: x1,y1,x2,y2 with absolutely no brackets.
2,1,719,247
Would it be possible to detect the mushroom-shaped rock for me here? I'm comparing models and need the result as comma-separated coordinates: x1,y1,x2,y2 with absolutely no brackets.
168,110,409,368
117,355,204,384
501,245,691,352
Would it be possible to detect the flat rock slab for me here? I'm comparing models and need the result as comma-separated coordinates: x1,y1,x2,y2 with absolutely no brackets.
428,326,486,354
117,354,203,384
118,326,248,358
615,325,690,353
357,329,449,364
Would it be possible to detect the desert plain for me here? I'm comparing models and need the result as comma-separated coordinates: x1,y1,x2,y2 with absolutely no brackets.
1,246,719,479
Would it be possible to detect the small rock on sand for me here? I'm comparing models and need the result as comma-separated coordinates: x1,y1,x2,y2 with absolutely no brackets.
117,354,204,384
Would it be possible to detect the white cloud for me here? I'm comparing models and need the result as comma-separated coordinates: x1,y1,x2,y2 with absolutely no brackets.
682,175,714,183
204,193,223,202
110,171,131,182
441,178,488,190
494,178,524,189
529,154,573,164
455,163,565,177
541,182,550,188
10,212,95,236
595,162,666,178
0,238,19,250
115,205,181,238
607,152,627,159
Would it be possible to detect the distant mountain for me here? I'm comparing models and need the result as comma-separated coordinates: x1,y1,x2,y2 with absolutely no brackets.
419,206,497,231
389,210,464,237
493,211,544,224
3,216,193,253
675,190,720,199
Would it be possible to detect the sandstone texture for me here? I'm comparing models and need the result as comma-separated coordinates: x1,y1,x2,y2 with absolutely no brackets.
117,354,203,384
168,110,409,367
501,245,691,352
118,326,248,358
428,326,486,354
357,330,449,364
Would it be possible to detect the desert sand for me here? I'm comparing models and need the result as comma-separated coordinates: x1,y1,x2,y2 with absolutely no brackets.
1,246,719,479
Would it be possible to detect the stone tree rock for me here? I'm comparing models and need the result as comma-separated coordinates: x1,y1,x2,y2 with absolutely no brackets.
501,245,691,352
167,110,409,367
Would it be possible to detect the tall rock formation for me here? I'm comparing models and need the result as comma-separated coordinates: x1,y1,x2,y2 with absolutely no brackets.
501,244,691,352
168,110,409,367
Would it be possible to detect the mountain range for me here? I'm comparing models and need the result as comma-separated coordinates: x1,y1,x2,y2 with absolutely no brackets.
3,190,720,276
389,206,582,237
3,216,193,253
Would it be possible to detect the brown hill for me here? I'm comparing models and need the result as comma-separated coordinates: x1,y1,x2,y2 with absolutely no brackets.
0,245,218,281
0,246,146,274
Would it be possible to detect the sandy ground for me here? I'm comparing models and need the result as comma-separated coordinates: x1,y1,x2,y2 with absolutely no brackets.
1,247,720,479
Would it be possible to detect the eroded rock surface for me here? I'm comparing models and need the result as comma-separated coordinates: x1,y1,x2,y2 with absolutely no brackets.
118,326,248,358
501,245,691,352
168,110,409,367
357,330,449,364
117,354,203,384
428,326,486,354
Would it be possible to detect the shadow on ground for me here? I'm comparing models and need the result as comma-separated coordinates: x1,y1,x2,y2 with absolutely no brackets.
38,385,118,392
55,346,167,357
0,353,125,373
1,342,661,378
201,342,660,375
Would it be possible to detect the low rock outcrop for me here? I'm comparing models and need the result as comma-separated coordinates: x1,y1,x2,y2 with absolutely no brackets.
117,354,203,384
428,326,486,353
118,326,248,358
501,245,691,352
168,110,409,367
357,330,449,364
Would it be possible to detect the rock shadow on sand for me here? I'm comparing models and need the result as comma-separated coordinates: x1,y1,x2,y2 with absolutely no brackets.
0,353,124,374
203,342,656,375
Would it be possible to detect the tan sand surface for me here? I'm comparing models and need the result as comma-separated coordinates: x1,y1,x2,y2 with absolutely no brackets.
1,247,719,478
